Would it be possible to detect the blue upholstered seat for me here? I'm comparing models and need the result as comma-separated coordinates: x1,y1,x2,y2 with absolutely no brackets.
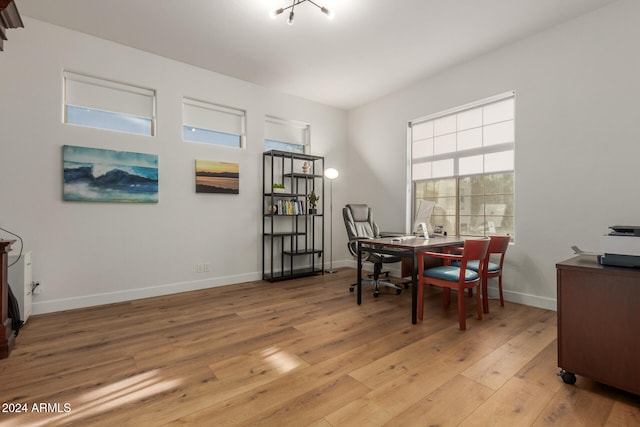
452,260,500,272
423,265,479,282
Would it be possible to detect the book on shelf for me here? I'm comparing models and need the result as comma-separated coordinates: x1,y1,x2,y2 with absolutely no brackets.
272,198,308,215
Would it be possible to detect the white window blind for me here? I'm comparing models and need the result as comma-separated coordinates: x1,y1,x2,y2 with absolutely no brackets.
182,98,246,143
64,71,155,120
265,116,309,147
410,91,515,179
63,71,156,136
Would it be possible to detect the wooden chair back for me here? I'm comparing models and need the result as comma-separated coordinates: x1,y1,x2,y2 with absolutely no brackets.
487,235,510,267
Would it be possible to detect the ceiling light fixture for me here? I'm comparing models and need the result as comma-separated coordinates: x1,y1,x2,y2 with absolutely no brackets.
270,0,334,25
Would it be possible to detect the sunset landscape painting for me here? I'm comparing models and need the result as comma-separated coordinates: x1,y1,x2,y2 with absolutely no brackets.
195,160,239,194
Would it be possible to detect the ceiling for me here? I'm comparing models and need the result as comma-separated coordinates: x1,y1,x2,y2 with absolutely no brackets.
17,0,618,110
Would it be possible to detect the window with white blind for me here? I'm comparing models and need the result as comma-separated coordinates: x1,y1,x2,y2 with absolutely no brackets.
264,116,309,154
63,71,156,136
409,92,515,238
182,98,246,148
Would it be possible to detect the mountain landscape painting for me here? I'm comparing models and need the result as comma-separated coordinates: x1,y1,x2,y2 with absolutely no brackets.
195,160,239,194
63,145,158,203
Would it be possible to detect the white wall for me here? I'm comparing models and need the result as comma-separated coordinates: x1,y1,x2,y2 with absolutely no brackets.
346,0,640,310
0,18,347,314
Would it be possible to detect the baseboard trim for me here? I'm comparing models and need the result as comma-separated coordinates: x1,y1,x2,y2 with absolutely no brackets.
31,262,558,315
489,287,557,311
31,272,261,315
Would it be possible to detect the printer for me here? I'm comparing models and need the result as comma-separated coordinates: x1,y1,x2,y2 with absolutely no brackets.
599,225,640,268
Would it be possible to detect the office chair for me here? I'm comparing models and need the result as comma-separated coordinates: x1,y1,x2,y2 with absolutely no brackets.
416,238,490,330
343,204,402,297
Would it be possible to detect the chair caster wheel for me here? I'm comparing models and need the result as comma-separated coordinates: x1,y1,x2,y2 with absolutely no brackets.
558,370,576,385
349,287,354,293
396,288,402,295
374,291,379,298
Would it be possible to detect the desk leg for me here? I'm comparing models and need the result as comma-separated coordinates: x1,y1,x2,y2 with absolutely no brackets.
412,250,418,324
357,241,362,305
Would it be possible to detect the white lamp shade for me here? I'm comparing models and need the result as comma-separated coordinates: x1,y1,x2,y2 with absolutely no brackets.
324,168,339,180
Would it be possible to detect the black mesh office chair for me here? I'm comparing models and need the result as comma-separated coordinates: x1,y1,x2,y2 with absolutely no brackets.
343,204,402,297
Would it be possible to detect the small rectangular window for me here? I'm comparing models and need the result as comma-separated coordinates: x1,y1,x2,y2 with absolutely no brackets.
63,71,156,136
182,98,246,148
264,116,309,153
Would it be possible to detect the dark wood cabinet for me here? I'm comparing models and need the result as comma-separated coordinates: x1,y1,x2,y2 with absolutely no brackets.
556,255,640,395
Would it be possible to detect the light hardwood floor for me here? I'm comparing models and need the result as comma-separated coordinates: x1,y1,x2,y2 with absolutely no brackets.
1,268,639,426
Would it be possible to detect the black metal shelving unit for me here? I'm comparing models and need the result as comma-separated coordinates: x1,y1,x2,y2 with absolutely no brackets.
262,150,324,281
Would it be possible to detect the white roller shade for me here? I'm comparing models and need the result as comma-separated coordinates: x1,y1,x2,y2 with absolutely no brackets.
183,98,245,136
64,71,155,119
410,91,515,181
265,117,309,146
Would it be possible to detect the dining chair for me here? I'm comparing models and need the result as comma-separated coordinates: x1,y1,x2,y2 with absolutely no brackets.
417,238,490,330
452,235,510,313
477,235,510,312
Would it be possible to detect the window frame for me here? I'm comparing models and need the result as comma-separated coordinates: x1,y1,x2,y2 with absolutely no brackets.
182,97,246,149
264,116,310,154
407,91,515,238
63,70,156,137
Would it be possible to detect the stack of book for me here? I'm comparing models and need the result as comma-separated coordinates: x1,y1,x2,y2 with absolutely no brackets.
275,198,306,215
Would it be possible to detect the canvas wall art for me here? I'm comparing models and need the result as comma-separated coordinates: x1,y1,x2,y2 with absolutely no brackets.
195,160,239,194
63,145,159,203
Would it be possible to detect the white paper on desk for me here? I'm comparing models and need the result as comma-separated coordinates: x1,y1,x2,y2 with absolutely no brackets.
571,245,599,256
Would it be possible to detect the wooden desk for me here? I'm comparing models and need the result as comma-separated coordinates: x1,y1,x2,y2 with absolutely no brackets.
556,255,640,395
357,236,465,324
1,240,16,359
